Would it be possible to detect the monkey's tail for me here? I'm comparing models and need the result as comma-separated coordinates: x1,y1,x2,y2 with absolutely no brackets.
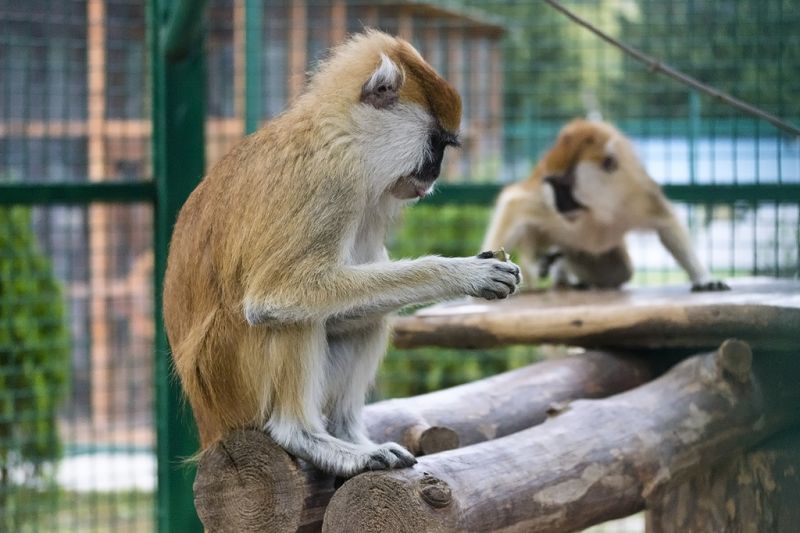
172,309,231,451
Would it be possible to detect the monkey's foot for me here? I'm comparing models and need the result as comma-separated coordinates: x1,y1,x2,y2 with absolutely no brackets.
691,280,731,292
269,424,416,477
315,441,417,477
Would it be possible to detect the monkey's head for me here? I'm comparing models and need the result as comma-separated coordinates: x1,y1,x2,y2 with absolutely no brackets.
307,31,462,201
540,119,649,223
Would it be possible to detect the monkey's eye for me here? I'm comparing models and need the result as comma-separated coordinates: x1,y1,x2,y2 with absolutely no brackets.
436,131,461,148
602,155,618,172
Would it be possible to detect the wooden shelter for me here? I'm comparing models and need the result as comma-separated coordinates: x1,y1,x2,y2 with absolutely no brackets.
194,278,800,532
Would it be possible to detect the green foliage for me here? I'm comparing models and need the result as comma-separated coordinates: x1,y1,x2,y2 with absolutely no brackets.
610,0,800,119
388,203,491,259
375,203,542,399
0,206,69,526
461,0,586,170
375,345,542,400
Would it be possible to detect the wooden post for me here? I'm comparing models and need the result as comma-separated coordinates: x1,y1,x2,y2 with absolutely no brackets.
323,342,800,533
87,0,111,428
232,0,245,122
647,423,800,532
330,0,347,45
397,8,413,41
288,0,307,101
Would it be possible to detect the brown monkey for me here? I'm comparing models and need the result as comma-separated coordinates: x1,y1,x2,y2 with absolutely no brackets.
482,118,729,291
163,31,521,477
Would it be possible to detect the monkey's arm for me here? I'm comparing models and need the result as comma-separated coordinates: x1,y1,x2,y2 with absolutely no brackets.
653,206,729,291
243,256,520,325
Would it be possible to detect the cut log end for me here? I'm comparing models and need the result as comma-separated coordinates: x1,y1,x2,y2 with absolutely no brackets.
194,430,335,532
716,338,753,383
322,470,450,533
419,426,459,455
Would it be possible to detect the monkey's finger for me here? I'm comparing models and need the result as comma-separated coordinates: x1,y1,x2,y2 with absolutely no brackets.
479,289,499,300
691,280,731,292
491,277,516,292
494,261,520,275
387,447,417,467
366,453,392,470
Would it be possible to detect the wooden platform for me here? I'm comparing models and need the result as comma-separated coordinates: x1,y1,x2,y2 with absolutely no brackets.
392,278,800,351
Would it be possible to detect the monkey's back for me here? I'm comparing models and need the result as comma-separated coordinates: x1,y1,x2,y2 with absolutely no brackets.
162,117,369,447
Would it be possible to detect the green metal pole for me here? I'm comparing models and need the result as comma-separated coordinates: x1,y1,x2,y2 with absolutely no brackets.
688,91,701,185
244,0,263,134
150,0,206,531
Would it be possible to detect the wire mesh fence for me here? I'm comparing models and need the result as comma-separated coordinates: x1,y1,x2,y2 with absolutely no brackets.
1,203,154,531
1,0,798,530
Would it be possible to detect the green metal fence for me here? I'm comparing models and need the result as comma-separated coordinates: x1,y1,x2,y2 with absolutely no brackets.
0,0,797,531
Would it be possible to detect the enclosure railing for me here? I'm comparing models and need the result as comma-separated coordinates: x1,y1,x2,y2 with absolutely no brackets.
1,0,798,531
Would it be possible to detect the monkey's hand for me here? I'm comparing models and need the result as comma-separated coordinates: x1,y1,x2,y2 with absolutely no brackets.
461,256,522,300
691,279,731,292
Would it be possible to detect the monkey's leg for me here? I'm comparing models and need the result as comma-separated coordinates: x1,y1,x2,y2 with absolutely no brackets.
562,245,633,289
265,323,416,477
655,215,729,291
324,319,390,445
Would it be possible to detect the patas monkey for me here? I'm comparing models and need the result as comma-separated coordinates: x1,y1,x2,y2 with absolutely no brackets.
482,119,728,291
163,31,521,477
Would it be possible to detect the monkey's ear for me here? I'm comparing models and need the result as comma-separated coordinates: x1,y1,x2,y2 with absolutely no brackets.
361,54,403,109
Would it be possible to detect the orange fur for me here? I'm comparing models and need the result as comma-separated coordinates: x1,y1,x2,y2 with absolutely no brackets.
482,119,723,290
163,31,494,464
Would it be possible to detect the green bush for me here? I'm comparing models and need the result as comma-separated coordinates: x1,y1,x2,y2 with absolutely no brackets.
0,206,69,528
376,204,542,399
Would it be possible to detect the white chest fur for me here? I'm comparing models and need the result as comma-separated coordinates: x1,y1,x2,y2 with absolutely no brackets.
343,198,397,265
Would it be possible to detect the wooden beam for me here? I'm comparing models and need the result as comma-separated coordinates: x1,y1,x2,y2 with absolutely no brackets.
87,0,111,428
364,350,653,454
330,0,347,44
288,0,307,101
323,342,800,532
443,28,463,180
392,279,800,351
233,0,245,122
397,8,413,41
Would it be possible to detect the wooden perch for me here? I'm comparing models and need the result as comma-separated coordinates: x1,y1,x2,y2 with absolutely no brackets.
323,341,800,533
193,350,652,532
193,429,337,533
393,278,800,351
364,350,653,454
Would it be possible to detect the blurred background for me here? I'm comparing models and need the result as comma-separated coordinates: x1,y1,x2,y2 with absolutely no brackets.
0,0,797,531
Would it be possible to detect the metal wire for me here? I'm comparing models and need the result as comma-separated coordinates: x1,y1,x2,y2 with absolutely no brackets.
0,1,798,531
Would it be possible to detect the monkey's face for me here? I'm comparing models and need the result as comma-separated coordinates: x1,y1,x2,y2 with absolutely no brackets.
388,127,461,199
541,120,628,222
350,40,462,201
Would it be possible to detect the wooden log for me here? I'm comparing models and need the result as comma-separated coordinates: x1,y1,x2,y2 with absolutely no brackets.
392,279,800,351
193,430,336,533
193,351,653,532
322,341,800,533
364,350,653,454
646,429,800,533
